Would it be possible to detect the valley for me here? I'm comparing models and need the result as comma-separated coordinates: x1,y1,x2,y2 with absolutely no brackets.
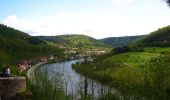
1,0,170,100
1,24,170,100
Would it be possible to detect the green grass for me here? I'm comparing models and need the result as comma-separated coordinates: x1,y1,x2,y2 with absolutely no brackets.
144,47,170,54
107,52,161,67
91,52,161,84
95,52,162,84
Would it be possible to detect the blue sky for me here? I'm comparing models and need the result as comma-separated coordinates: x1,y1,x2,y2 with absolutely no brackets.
0,0,170,39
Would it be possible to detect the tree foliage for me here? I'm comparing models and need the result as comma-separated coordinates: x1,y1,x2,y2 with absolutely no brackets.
132,25,170,47
166,0,170,6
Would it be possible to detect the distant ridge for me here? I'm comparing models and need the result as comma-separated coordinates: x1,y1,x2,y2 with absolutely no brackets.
37,34,111,48
100,35,144,47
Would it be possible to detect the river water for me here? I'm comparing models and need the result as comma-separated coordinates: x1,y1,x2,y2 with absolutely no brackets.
36,59,119,99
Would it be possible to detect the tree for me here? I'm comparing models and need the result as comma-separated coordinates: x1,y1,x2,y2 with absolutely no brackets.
166,0,170,6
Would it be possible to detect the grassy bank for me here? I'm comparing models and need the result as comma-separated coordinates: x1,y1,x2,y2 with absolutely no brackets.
72,51,170,100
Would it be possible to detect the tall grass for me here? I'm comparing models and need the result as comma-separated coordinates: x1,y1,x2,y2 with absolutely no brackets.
31,67,71,100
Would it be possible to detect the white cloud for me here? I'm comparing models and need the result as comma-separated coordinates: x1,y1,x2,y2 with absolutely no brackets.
3,15,42,35
2,13,170,39
112,0,133,4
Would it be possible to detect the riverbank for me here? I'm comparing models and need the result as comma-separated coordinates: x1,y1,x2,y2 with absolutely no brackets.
26,60,69,100
27,59,67,81
27,62,47,82
28,60,82,100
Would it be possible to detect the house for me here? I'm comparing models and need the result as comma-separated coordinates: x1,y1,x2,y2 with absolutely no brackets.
40,57,47,62
48,55,54,60
17,60,28,72
96,51,106,55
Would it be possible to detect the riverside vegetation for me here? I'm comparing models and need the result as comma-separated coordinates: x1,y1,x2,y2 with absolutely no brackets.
31,59,121,100
31,67,71,100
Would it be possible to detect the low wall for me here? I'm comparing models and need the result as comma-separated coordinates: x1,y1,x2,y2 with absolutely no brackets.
0,76,26,97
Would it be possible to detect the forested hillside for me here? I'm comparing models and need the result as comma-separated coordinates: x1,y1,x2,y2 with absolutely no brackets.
0,24,63,66
134,25,170,47
36,36,67,45
100,35,143,47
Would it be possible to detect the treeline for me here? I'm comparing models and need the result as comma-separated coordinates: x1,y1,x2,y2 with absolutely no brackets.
0,24,64,66
100,35,143,47
135,25,170,47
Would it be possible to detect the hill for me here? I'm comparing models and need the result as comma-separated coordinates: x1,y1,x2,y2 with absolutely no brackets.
36,36,66,45
0,24,63,66
134,25,170,47
100,35,143,47
57,34,110,48
37,34,111,49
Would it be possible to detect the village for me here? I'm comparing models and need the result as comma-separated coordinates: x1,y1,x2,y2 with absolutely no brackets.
17,55,55,73
17,48,107,73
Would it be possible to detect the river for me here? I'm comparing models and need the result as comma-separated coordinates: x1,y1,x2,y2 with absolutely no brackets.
35,59,119,99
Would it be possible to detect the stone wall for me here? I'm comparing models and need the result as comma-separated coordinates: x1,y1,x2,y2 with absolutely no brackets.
0,76,26,98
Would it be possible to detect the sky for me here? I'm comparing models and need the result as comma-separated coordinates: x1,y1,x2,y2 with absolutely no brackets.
0,0,170,39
